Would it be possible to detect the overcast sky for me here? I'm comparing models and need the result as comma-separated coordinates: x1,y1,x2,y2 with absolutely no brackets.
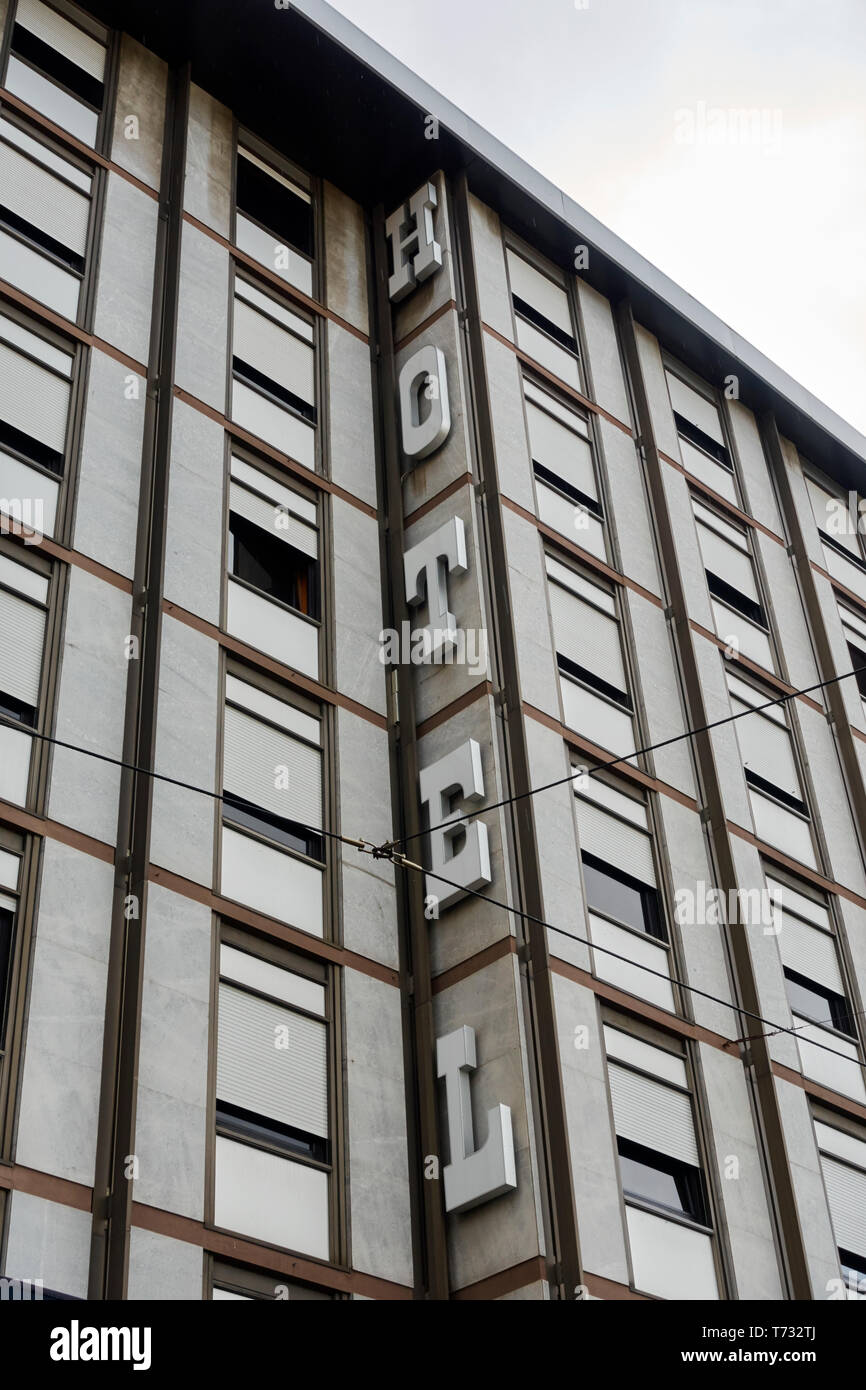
329,0,866,438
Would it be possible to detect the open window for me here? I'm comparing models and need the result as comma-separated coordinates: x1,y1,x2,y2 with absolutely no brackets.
3,0,108,147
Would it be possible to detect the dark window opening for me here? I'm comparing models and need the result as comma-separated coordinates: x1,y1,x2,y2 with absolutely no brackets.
11,25,103,111
0,689,37,727
846,641,866,699
706,570,766,627
617,1136,708,1226
744,767,808,817
233,357,316,424
512,293,577,353
0,204,85,273
0,903,13,1046
216,1100,328,1165
557,651,630,710
0,417,64,475
533,461,602,518
784,967,853,1036
673,411,731,469
228,512,319,619
582,852,664,941
840,1249,866,1295
222,792,323,863
236,156,313,258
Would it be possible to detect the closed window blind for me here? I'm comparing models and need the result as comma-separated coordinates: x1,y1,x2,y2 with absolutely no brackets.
608,1061,699,1167
575,794,656,885
777,910,843,994
0,567,46,706
0,128,90,256
728,684,801,801
233,286,315,408
548,576,628,696
526,395,596,502
229,481,318,559
821,1156,866,1259
0,339,71,456
16,0,106,80
694,505,759,603
665,370,725,446
506,248,573,338
217,981,328,1139
223,702,322,831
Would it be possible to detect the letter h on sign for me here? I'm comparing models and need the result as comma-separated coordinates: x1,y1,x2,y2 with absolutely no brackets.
386,181,443,302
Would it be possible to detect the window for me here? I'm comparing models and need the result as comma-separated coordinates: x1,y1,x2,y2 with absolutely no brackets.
575,775,674,1011
0,546,50,805
727,672,816,868
220,672,325,937
0,309,73,539
693,499,774,670
0,832,23,1055
524,378,604,559
0,112,92,319
213,932,330,1259
231,276,317,468
4,0,108,147
505,245,579,389
804,468,866,607
837,603,866,711
815,1121,866,1297
235,138,313,297
226,454,320,677
604,1021,718,1300
545,554,634,754
211,1259,332,1301
664,363,737,503
768,872,864,1103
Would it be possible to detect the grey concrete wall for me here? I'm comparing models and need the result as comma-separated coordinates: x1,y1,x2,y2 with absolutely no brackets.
149,615,220,887
330,497,387,717
174,222,230,413
73,348,145,580
467,192,512,344
3,1192,91,1298
774,1075,841,1297
132,884,211,1220
524,715,590,973
184,85,232,236
92,173,158,366
127,1227,203,1299
163,399,225,626
336,707,397,969
502,505,560,722
323,181,369,335
47,566,130,846
326,321,377,508
726,399,784,537
343,967,412,1287
575,279,631,427
14,841,112,1185
110,35,167,190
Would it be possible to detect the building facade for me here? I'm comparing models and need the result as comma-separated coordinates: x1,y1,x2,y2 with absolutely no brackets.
1,0,866,1302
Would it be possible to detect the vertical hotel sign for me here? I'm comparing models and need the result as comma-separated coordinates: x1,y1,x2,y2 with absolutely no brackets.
385,181,517,1213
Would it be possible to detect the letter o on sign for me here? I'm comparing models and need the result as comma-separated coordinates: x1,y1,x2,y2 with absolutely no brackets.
397,344,451,461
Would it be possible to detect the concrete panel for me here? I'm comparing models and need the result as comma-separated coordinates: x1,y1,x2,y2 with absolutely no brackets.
773,1074,841,1297
127,1227,203,1300
343,968,412,1287
755,531,818,691
3,1193,91,1298
780,434,825,569
698,1042,784,1298
149,616,220,886
331,497,387,717
323,181,368,334
524,716,591,973
133,885,211,1220
599,420,661,599
728,834,801,1071
552,972,630,1285
336,708,398,969
73,348,145,580
726,399,784,536
326,320,377,508
662,461,716,633
110,34,167,189
164,400,225,626
797,701,866,896
625,591,695,798
467,192,512,343
184,84,232,236
174,222,230,413
503,505,561,722
433,954,545,1292
14,841,112,1185
47,567,130,845
815,572,866,733
484,332,535,515
635,323,680,463
93,173,157,366
576,280,631,428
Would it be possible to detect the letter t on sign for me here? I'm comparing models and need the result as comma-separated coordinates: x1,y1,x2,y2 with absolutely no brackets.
436,1025,517,1213
418,739,491,910
385,181,443,302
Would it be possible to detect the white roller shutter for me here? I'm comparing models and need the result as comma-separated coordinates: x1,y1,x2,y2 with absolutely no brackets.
779,913,843,993
576,796,656,885
695,518,759,603
233,297,315,407
665,369,724,445
0,138,90,254
217,982,328,1138
822,1156,866,1258
0,341,69,453
0,586,45,705
506,248,573,336
609,1061,699,1166
733,703,801,800
16,0,106,80
549,581,627,694
229,481,318,558
526,401,597,501
223,704,322,830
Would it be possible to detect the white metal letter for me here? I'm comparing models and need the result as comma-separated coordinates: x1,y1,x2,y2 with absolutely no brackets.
385,180,443,301
418,739,491,910
403,516,467,660
436,1025,517,1213
397,344,450,461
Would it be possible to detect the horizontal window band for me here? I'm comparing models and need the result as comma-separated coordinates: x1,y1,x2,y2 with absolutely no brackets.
11,26,104,112
557,652,632,711
232,358,317,423
512,294,578,353
819,529,866,576
744,768,809,817
0,205,85,273
674,411,731,468
0,416,64,474
482,321,633,438
706,570,766,627
533,461,603,518
0,275,148,377
222,796,324,862
0,692,37,726
216,1102,329,1166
